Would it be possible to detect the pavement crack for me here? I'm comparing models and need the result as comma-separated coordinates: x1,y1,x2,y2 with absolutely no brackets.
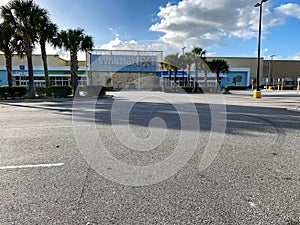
73,166,91,216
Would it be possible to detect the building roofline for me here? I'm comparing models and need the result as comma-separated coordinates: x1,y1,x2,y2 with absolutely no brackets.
206,56,264,60
88,49,163,53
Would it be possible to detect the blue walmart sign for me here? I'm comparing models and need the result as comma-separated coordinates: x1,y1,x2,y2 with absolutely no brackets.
91,55,158,72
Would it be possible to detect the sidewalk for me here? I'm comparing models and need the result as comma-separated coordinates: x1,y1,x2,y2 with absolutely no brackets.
230,89,300,96
228,89,300,112
0,97,74,103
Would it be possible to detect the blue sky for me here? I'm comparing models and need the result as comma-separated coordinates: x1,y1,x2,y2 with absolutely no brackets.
1,0,300,60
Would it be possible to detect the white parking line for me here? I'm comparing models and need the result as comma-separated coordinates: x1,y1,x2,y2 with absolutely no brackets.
0,125,91,131
0,163,64,170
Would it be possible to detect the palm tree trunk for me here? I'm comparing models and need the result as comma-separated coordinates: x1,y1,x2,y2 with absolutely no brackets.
187,65,191,87
194,61,198,92
40,40,50,87
25,40,35,98
216,73,220,92
174,69,177,88
70,50,79,92
27,54,35,98
168,70,171,87
5,53,13,87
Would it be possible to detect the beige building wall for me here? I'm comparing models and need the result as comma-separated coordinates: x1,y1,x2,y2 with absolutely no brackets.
263,60,300,79
0,54,61,67
206,57,263,80
0,54,86,67
207,57,300,80
65,60,86,67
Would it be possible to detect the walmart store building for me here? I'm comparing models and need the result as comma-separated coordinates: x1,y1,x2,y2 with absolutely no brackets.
0,51,299,88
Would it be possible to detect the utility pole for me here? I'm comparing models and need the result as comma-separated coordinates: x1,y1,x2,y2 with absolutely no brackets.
253,0,268,99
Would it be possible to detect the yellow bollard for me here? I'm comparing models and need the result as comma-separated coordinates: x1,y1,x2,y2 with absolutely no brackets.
253,90,262,98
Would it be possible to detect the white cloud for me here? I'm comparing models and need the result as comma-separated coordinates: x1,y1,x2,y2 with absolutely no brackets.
263,48,269,54
149,0,297,51
275,3,300,20
32,43,87,61
98,35,180,56
99,35,125,49
288,52,300,60
0,0,10,7
0,0,10,13
0,0,10,22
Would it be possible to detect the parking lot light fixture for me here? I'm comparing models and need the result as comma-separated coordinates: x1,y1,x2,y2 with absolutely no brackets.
269,54,275,85
253,0,268,99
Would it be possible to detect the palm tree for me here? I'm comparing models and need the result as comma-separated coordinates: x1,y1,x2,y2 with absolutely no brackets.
207,59,229,91
192,47,206,91
200,61,210,88
1,0,50,98
38,20,58,87
164,53,180,88
182,52,194,87
0,22,23,86
160,61,172,87
179,54,187,86
53,28,94,91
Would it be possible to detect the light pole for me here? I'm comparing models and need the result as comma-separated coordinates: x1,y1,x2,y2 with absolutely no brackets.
137,52,141,90
254,0,268,99
182,47,186,86
182,47,186,56
268,54,275,86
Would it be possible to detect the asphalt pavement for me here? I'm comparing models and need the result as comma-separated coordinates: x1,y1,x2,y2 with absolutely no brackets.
0,90,299,224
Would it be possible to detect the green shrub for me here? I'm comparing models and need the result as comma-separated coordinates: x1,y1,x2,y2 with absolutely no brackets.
181,86,194,93
224,86,230,92
268,85,294,90
50,86,73,98
0,86,74,99
268,86,277,90
193,87,204,93
163,86,202,93
0,86,27,99
104,86,113,91
35,87,52,97
152,87,162,92
224,85,251,91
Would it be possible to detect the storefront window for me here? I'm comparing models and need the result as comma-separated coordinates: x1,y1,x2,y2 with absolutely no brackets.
13,74,87,86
